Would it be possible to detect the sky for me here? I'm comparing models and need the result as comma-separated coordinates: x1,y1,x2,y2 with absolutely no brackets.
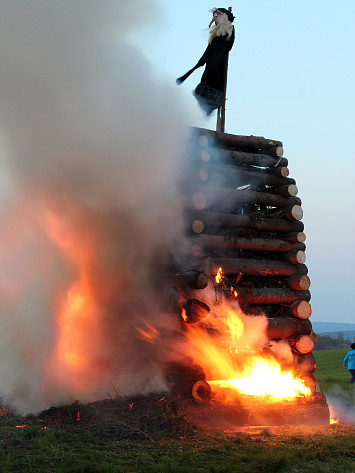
128,0,355,324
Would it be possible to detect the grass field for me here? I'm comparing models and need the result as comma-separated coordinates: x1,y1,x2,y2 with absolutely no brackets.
313,348,351,393
0,350,354,473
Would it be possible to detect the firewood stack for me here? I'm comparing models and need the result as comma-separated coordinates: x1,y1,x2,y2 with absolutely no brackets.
176,126,318,392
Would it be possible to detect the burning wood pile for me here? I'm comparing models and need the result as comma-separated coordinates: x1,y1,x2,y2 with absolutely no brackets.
171,127,329,426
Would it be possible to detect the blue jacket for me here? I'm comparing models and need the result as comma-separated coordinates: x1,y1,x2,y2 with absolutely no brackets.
343,349,355,369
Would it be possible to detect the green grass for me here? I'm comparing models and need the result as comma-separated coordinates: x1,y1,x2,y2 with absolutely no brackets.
313,349,352,393
0,353,355,473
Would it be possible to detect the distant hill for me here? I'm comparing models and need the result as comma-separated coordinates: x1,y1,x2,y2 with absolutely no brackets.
316,330,355,341
312,321,355,333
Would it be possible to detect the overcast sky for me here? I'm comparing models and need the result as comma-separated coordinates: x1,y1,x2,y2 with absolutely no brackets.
130,0,355,324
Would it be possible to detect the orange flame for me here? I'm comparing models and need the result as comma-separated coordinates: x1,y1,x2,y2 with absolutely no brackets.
183,300,311,403
215,267,223,284
329,405,339,424
135,321,160,343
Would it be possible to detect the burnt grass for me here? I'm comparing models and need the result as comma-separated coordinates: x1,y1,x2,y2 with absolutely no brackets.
0,394,354,473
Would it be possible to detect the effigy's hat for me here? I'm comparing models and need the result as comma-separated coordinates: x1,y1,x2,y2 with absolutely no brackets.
216,8,235,23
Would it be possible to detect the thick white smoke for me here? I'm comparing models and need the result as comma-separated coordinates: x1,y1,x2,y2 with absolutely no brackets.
0,0,194,414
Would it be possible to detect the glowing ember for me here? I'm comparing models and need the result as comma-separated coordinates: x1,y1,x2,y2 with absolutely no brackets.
215,267,223,284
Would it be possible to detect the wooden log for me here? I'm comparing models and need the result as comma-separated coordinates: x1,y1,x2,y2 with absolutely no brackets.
187,188,302,213
300,373,317,395
288,275,311,291
273,184,298,197
293,353,316,373
292,334,315,354
192,380,212,405
192,234,306,253
190,211,304,234
238,288,311,305
192,127,283,157
290,301,312,320
267,317,312,339
182,299,210,324
176,271,209,290
190,164,296,189
273,167,289,178
198,148,288,168
285,205,303,222
209,257,308,277
283,232,306,243
287,250,306,265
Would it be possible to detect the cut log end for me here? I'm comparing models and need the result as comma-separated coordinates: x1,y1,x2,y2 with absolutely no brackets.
192,380,212,405
292,334,315,354
288,250,306,265
192,219,205,234
286,205,303,222
182,299,210,324
200,151,211,162
290,300,312,320
275,146,284,157
192,192,207,210
288,275,311,291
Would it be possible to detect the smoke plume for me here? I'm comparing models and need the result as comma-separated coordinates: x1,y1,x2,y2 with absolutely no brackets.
0,0,192,414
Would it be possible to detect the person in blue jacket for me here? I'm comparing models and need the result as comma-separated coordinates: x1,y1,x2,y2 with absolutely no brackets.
343,342,355,384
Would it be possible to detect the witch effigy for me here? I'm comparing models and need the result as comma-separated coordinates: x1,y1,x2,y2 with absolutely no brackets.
176,8,235,116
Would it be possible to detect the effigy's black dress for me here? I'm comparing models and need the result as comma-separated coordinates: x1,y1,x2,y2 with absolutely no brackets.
177,28,235,115
193,29,235,115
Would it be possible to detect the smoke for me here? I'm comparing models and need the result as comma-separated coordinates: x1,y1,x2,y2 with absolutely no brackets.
0,0,194,414
326,387,355,425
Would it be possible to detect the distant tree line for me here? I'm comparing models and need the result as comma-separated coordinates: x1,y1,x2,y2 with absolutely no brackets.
314,332,355,351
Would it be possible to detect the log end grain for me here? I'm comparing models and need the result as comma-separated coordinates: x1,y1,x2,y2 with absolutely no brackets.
290,300,312,320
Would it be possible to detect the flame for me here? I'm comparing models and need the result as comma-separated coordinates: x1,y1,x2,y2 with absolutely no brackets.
135,321,160,343
215,267,223,284
183,300,311,403
44,209,106,389
329,405,339,424
181,308,188,322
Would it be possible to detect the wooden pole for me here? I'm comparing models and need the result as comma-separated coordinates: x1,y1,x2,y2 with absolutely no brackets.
216,7,232,133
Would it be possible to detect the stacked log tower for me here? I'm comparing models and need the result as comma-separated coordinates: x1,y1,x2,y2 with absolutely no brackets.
177,126,319,392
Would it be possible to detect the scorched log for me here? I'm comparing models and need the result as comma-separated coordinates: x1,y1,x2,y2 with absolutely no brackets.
208,257,308,277
286,250,306,265
176,271,209,290
237,288,311,305
283,232,306,243
300,373,317,396
267,317,312,339
292,353,316,374
288,275,311,291
188,188,302,213
190,210,304,234
190,234,306,253
272,184,298,198
187,164,296,189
